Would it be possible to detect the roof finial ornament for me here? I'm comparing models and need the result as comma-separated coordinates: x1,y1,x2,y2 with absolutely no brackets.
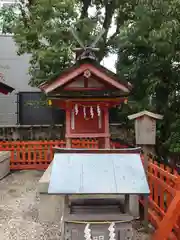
69,26,105,61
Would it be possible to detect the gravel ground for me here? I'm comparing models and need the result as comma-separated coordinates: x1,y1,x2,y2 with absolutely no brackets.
0,170,151,240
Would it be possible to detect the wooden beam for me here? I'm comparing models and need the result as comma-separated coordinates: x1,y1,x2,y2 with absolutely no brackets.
65,133,110,138
64,87,107,91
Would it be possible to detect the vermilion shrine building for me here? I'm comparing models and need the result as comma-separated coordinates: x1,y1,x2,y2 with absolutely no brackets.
39,50,132,148
0,81,14,95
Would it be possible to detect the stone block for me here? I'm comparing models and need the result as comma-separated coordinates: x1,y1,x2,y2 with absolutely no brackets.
39,194,63,223
0,151,10,180
38,162,52,193
129,195,139,218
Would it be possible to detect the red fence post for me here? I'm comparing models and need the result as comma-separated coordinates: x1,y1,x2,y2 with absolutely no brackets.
152,191,180,240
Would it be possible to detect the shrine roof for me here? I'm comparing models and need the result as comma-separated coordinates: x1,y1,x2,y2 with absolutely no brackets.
128,110,163,120
0,81,14,95
48,151,149,195
39,59,132,94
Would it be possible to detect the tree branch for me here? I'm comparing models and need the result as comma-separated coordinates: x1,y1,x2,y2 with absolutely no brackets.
102,0,116,41
80,0,91,19
97,0,116,61
27,0,34,6
107,1,136,46
107,11,121,44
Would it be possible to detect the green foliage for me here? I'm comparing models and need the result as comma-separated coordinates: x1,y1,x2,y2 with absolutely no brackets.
167,116,180,153
12,0,79,86
0,4,18,34
10,0,136,87
117,0,180,154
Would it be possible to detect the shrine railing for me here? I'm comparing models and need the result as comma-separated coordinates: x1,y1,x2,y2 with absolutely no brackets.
141,157,180,239
0,139,99,170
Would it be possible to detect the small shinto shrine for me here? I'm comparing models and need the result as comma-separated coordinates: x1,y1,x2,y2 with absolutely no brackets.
0,81,14,95
38,35,150,240
39,48,132,148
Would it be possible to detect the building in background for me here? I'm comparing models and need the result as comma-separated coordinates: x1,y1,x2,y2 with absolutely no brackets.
0,35,64,140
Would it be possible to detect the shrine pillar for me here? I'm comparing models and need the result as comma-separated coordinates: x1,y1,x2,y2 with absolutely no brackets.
104,107,110,148
65,104,72,148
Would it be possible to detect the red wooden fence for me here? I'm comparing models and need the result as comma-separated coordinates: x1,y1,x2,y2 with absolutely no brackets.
141,157,180,239
0,139,98,170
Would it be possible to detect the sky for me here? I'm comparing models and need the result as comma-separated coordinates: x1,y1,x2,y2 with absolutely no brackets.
88,6,117,73
102,54,117,73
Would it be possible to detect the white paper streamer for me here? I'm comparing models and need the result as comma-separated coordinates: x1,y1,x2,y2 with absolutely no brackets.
90,106,94,119
97,105,101,116
83,106,86,119
74,104,78,115
84,223,92,240
108,222,116,240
